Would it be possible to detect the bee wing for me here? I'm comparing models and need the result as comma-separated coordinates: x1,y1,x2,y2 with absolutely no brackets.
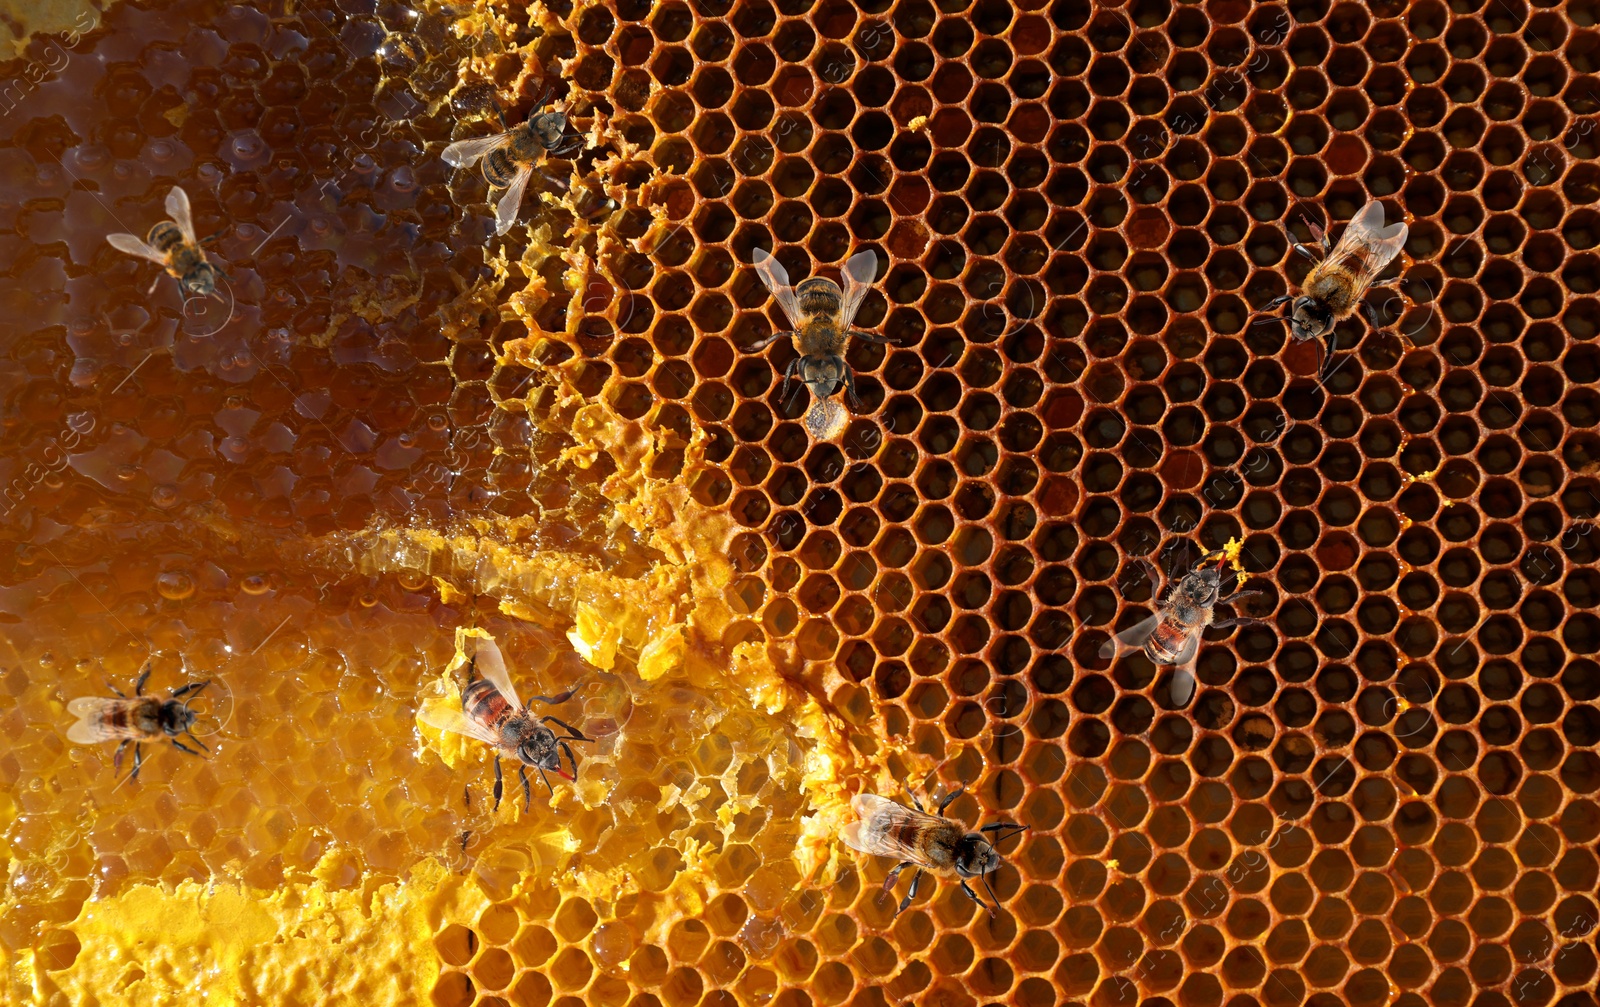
418,701,502,747
65,697,125,744
1098,614,1161,660
493,164,533,236
1171,668,1197,707
842,793,943,863
165,186,197,243
442,131,514,168
1328,199,1408,294
750,247,803,328
839,249,879,326
107,233,167,265
473,635,523,710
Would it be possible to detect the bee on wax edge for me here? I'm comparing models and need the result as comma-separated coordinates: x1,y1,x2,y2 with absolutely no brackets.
442,83,585,236
420,635,591,812
841,782,1027,917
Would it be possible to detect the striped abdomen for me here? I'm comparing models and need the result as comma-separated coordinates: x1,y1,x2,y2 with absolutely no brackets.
1146,617,1199,665
99,698,165,740
462,679,516,750
483,126,540,188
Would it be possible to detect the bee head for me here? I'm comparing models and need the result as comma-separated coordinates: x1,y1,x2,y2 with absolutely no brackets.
953,835,1003,878
185,265,217,297
532,107,569,148
1182,555,1227,602
1289,296,1333,341
518,740,575,781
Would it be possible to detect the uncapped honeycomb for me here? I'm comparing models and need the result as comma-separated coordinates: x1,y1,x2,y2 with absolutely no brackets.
2,0,1600,1004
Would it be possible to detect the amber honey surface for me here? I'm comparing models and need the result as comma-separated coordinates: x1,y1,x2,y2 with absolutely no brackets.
3,0,1600,1005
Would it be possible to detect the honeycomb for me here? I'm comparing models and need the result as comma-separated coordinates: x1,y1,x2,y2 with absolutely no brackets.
3,0,1600,1004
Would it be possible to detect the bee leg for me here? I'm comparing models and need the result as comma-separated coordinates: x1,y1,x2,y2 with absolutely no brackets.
746,331,794,352
778,357,805,408
519,765,533,811
537,767,556,796
134,664,152,696
492,755,504,811
171,738,202,756
837,358,862,409
1211,616,1273,631
959,879,996,918
181,730,211,754
847,329,895,345
905,787,926,813
896,870,926,916
113,739,130,774
129,743,145,781
527,675,588,706
883,860,913,892
558,740,579,778
170,679,210,699
539,716,591,742
1219,588,1266,605
936,784,966,815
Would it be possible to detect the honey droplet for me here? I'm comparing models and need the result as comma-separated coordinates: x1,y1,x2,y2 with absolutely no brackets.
157,571,195,600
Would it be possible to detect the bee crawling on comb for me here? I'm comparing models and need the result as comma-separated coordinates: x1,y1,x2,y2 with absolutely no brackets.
1252,197,1409,379
1100,544,1272,707
747,247,895,439
106,186,229,299
442,82,586,236
420,635,592,813
65,663,212,783
841,781,1028,918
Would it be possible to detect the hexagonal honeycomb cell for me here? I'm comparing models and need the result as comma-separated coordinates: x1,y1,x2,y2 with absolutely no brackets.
3,0,1600,1005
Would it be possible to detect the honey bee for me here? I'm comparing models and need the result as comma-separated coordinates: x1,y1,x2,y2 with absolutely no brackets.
106,186,225,298
841,784,1028,917
748,248,892,439
65,664,211,781
1100,550,1270,707
1254,198,1409,376
420,636,591,812
442,89,583,236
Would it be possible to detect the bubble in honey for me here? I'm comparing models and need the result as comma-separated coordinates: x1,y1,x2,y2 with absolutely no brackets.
398,571,429,591
157,571,196,601
152,485,179,507
241,575,273,595
115,464,138,482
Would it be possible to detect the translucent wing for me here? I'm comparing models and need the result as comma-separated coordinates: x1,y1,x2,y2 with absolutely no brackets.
165,186,197,243
65,698,126,744
442,131,514,168
751,247,803,329
841,793,943,864
1327,199,1408,295
839,249,879,326
1171,668,1197,707
107,233,166,265
418,701,502,747
473,635,522,710
492,164,533,236
1098,614,1161,661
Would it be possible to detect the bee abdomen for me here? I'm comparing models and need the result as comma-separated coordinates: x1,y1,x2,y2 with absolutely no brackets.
483,147,526,188
462,679,511,728
149,222,185,252
1148,620,1191,663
